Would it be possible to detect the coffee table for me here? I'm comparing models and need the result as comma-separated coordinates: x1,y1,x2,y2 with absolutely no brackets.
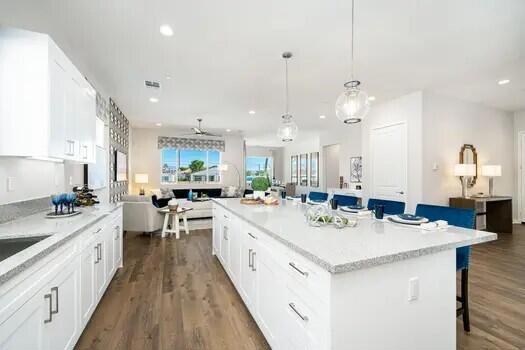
158,207,193,239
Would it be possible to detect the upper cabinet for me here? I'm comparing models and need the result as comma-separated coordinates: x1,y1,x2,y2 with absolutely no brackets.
0,27,96,163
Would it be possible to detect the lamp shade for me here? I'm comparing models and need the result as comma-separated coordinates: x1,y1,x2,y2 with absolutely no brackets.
134,173,149,184
454,164,476,177
481,165,501,177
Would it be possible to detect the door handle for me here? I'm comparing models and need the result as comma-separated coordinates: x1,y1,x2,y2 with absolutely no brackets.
44,293,53,323
94,245,99,264
51,287,59,315
98,243,102,261
289,302,309,322
223,227,228,240
289,262,309,277
251,251,257,272
248,249,253,268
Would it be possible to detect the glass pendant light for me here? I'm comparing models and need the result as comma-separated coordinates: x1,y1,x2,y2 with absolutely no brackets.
335,0,370,124
277,52,299,142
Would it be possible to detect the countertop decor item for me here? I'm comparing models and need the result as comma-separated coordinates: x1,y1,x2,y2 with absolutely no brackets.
74,185,100,206
251,176,270,199
168,199,179,212
481,164,501,197
276,52,299,142
335,0,370,124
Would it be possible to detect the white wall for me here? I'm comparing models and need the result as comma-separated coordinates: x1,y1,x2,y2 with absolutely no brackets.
513,110,525,221
323,144,340,189
362,91,424,213
422,92,515,217
129,127,245,194
0,158,65,204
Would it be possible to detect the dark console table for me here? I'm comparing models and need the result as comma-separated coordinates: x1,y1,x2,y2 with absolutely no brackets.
449,196,513,233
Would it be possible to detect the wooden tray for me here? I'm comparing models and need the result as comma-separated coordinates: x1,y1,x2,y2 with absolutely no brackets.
240,198,263,205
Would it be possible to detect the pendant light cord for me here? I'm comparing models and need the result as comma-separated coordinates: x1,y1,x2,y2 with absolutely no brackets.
350,0,355,81
285,57,289,115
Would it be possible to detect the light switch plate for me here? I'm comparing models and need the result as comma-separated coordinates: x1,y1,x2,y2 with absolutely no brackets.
7,177,15,192
408,277,419,301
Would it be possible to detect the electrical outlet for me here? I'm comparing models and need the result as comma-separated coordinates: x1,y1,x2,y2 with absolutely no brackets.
408,277,419,301
7,177,15,192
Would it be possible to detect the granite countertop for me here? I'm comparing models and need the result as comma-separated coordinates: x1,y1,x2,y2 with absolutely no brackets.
0,204,122,285
212,198,497,274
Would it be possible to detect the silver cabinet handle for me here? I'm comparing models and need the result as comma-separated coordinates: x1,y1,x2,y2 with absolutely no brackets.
223,214,228,219
248,232,257,240
51,287,59,315
396,191,405,194
44,293,53,323
94,245,99,264
248,249,253,268
223,227,228,240
289,262,309,277
114,225,120,239
289,302,309,322
251,251,257,272
98,243,102,261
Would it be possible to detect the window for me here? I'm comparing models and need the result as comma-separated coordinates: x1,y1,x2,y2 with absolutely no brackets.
161,149,221,184
246,156,273,187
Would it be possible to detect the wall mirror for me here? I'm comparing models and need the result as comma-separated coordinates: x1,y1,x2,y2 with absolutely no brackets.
459,144,477,188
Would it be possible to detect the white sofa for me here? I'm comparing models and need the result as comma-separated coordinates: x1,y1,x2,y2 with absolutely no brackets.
121,195,164,234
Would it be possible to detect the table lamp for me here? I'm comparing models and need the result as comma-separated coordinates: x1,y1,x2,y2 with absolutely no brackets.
454,164,476,198
135,173,149,195
481,165,501,197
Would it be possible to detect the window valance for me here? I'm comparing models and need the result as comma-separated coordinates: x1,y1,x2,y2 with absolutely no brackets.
157,136,225,152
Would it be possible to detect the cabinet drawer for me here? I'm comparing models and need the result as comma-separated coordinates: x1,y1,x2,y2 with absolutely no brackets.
281,287,327,350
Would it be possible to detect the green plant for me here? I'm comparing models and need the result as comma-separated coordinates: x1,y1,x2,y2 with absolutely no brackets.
251,176,270,191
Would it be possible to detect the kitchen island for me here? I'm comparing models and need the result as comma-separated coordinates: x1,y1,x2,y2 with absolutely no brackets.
212,198,497,350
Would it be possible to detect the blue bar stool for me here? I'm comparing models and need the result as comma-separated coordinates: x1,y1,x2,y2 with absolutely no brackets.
332,194,359,206
367,198,405,215
415,203,475,332
308,191,329,201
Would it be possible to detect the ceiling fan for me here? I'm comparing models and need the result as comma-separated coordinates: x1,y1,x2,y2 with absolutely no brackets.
181,118,222,137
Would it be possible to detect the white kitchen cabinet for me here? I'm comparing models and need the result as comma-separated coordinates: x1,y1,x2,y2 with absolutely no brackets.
104,225,115,282
227,217,241,284
112,218,123,270
45,259,79,350
94,237,107,300
219,216,230,267
239,231,258,309
80,240,96,327
0,27,96,163
212,211,221,256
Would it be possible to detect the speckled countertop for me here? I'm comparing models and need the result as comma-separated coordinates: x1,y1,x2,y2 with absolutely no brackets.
0,204,122,285
213,198,497,274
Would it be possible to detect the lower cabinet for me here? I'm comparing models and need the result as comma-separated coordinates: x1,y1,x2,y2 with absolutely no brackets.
0,207,123,350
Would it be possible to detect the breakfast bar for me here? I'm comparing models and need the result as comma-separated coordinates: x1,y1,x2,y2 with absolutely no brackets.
212,198,497,350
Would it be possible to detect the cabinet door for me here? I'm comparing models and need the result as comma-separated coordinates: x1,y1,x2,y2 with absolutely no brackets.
0,289,47,350
212,214,221,256
239,237,257,308
48,57,67,159
228,219,241,285
255,241,284,346
219,223,230,267
94,239,106,300
112,220,123,269
64,75,81,160
45,259,79,350
80,242,96,326
105,225,115,280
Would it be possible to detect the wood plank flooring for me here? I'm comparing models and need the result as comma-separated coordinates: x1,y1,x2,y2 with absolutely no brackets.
76,226,525,350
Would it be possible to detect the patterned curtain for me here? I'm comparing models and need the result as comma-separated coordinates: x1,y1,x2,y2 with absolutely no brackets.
157,136,225,152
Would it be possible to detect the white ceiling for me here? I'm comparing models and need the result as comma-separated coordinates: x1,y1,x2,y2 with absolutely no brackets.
1,0,524,145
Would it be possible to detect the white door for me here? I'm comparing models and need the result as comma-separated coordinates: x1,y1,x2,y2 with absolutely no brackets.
104,226,115,280
113,220,123,269
219,223,230,267
228,219,241,285
240,237,257,308
94,239,106,300
212,213,222,256
80,243,96,326
518,132,525,222
370,122,407,202
45,260,79,350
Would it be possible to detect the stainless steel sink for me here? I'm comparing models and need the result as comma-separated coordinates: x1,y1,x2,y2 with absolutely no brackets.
0,236,51,262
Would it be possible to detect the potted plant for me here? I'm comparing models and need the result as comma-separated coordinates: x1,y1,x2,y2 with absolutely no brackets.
251,176,270,199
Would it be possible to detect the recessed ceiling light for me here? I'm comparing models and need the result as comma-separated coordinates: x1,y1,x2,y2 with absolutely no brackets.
159,25,174,37
149,97,159,103
368,96,376,101
155,123,162,127
165,75,172,80
319,115,326,119
226,128,231,132
497,79,510,85
248,110,256,115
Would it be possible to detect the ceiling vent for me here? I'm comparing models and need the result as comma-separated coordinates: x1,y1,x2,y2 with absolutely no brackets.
145,80,161,89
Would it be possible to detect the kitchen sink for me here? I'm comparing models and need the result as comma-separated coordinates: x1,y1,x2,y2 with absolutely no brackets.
0,235,51,262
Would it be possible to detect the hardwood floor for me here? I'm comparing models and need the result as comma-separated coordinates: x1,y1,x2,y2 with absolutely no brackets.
76,226,525,350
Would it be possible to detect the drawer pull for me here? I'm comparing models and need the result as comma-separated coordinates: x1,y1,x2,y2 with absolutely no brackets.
44,293,53,323
248,248,253,268
248,232,258,240
289,262,309,277
94,228,102,234
98,243,102,261
223,227,228,240
289,302,309,322
94,245,99,264
223,214,228,219
51,287,59,315
251,251,256,271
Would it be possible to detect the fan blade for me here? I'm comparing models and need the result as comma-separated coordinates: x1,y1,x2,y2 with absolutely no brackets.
202,131,222,137
192,127,202,133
